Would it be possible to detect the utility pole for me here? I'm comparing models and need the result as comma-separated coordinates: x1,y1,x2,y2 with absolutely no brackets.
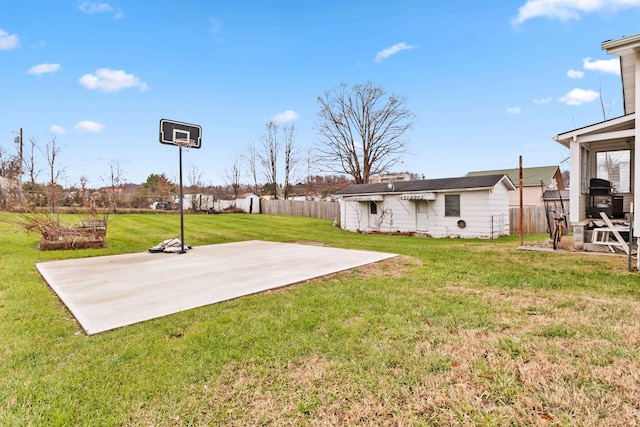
17,128,23,205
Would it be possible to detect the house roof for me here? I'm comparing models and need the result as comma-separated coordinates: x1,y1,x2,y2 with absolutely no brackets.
553,113,635,148
237,193,258,198
542,189,570,201
336,174,515,196
466,166,561,188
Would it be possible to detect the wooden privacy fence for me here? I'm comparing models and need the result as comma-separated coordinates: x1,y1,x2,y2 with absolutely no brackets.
261,199,340,221
509,206,567,235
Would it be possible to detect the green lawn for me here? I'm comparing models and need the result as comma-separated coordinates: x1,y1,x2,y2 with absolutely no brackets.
1,212,639,426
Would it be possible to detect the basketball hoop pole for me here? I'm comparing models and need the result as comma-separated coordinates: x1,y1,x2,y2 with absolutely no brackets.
178,143,186,253
173,131,191,253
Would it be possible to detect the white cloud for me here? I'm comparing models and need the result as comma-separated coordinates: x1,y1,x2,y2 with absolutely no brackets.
271,110,299,123
513,0,640,24
507,107,522,115
78,2,122,19
74,121,105,132
567,69,584,79
79,68,149,92
0,29,19,50
534,97,553,104
583,57,620,75
50,125,66,134
375,42,415,63
558,88,600,105
78,1,113,14
28,63,61,75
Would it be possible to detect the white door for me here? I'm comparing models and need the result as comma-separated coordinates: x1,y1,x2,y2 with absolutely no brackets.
368,201,381,230
416,200,429,231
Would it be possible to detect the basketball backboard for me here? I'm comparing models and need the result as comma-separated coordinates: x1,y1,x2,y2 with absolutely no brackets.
159,119,202,149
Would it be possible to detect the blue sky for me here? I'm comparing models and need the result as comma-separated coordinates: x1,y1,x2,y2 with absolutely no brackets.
2,0,640,187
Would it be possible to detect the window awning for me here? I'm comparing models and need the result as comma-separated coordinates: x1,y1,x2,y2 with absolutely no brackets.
397,192,436,201
343,195,384,202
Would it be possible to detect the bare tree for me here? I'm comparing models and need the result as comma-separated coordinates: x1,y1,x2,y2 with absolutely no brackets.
0,143,22,209
282,122,299,199
314,81,414,184
40,136,65,212
225,155,242,198
0,145,20,179
187,161,204,192
242,143,260,195
100,160,126,211
24,137,40,187
258,120,280,198
185,161,205,211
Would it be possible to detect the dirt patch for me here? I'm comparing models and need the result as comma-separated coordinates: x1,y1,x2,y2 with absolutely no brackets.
353,254,422,279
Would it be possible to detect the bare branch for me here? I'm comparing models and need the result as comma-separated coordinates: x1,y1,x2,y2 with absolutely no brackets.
314,82,414,184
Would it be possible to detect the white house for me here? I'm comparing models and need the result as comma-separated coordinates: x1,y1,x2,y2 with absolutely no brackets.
553,33,639,251
335,175,515,239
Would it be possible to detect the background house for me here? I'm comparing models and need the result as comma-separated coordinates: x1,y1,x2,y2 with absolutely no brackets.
336,175,515,239
466,166,566,207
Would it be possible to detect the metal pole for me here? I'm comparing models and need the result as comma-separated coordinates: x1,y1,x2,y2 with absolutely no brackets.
179,144,186,254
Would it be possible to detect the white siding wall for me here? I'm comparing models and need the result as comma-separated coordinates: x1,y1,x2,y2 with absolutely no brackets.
236,195,260,214
340,182,511,239
340,200,372,232
489,182,511,237
423,191,499,238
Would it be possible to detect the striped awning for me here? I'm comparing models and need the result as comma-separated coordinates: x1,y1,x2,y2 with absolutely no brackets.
343,195,384,202
397,192,436,201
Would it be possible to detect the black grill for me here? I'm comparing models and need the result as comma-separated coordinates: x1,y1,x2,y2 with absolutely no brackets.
588,178,612,218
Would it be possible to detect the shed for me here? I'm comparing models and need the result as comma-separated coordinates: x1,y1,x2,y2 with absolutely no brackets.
335,175,515,238
236,193,261,214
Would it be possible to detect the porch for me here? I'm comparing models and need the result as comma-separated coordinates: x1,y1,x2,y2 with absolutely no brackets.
554,113,635,251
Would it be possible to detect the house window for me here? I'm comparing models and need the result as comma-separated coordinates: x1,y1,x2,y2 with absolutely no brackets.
369,201,377,215
596,149,631,193
445,194,460,217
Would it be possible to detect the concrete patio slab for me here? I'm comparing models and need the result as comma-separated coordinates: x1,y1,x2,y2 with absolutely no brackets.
36,240,397,335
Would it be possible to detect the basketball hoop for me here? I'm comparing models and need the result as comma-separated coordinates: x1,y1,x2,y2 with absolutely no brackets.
157,118,203,255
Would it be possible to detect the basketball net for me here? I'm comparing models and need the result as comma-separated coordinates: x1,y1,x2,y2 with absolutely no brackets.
175,138,196,148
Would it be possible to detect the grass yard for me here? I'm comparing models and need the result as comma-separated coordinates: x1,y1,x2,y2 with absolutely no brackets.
1,212,639,426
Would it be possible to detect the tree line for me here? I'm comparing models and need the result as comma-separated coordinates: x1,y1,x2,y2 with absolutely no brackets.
1,81,415,211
